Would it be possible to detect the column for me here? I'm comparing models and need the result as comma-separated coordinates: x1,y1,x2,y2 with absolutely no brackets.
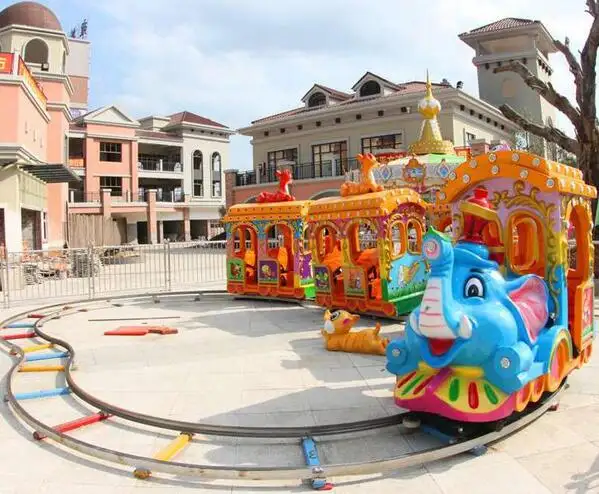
224,169,238,209
147,190,157,244
101,189,112,219
158,220,164,243
183,208,191,241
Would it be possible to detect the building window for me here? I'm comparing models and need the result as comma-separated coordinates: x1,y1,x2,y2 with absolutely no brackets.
465,132,476,143
24,38,49,64
42,211,48,242
308,92,326,107
99,176,123,196
193,150,203,196
193,180,203,197
312,141,347,177
359,80,381,97
211,152,222,197
99,142,122,162
361,133,403,154
267,148,298,168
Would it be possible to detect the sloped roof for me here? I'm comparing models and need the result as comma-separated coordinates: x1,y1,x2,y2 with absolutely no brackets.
439,150,596,203
351,71,404,91
167,111,228,129
459,18,538,37
306,188,427,221
301,84,352,103
251,80,450,125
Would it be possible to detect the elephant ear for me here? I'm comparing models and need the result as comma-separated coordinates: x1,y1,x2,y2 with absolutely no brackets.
507,276,549,344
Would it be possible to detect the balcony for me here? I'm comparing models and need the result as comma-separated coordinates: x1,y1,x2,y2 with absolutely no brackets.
235,158,360,188
68,157,85,168
137,157,183,178
68,190,144,204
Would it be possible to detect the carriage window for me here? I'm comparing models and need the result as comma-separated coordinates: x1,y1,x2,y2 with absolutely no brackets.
348,221,377,263
266,225,283,249
407,220,423,254
233,228,242,253
315,226,339,263
567,220,577,270
510,215,543,275
390,222,405,258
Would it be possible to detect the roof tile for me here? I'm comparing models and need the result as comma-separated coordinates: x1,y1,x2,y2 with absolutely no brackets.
167,111,229,129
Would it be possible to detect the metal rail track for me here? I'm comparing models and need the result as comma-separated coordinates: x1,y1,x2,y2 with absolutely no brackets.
0,291,564,485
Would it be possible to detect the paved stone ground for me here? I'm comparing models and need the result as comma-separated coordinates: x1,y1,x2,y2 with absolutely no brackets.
0,295,598,494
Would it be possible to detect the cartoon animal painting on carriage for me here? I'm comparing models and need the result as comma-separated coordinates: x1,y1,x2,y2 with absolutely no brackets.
386,150,596,423
222,170,315,300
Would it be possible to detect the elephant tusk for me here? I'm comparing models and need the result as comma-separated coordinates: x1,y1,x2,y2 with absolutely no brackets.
409,312,421,335
458,314,472,339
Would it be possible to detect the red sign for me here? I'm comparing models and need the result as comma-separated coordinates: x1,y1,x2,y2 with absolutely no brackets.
373,152,406,164
17,57,47,104
0,53,13,74
454,146,472,160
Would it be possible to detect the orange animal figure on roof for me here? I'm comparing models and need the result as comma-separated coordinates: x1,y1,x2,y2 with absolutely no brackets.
257,169,296,203
340,153,384,197
321,309,389,356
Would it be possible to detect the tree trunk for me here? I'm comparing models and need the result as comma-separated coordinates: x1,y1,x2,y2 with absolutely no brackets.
577,140,599,235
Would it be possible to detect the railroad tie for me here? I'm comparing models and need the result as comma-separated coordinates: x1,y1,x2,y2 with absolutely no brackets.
33,411,111,440
133,432,193,479
14,387,71,401
2,332,36,341
301,437,333,490
25,351,69,362
18,364,65,373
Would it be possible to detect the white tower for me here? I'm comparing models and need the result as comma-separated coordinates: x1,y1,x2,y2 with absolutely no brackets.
459,18,558,134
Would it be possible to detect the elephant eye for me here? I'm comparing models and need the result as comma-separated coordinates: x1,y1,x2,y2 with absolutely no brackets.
330,311,341,321
464,277,485,298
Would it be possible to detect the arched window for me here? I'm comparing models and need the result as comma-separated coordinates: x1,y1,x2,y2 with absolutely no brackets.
193,150,203,197
308,92,326,108
406,220,423,254
24,39,49,65
211,152,222,197
359,80,381,97
390,221,406,259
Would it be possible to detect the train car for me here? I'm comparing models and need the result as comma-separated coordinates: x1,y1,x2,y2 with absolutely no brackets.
386,150,596,423
223,170,315,300
305,154,430,318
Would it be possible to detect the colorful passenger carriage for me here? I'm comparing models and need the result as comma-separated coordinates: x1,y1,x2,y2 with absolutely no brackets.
386,150,596,423
223,170,315,300
305,157,430,318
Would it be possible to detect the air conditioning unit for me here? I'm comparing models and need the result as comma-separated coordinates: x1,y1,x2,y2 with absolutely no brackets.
41,62,49,71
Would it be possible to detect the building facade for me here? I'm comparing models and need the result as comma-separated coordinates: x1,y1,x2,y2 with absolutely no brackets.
0,1,233,252
230,17,559,207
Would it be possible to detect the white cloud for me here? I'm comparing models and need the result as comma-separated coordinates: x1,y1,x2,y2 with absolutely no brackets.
87,0,591,169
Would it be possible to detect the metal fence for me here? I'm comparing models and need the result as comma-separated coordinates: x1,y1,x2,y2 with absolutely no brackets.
0,240,227,308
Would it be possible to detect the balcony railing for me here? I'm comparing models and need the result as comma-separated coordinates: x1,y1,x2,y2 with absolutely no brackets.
235,171,257,186
138,159,183,173
137,189,185,203
235,158,360,188
68,190,144,204
68,157,85,168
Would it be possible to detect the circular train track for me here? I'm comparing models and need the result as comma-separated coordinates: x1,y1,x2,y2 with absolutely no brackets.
0,291,564,488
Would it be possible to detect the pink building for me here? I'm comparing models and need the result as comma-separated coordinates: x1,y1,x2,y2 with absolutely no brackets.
0,1,233,252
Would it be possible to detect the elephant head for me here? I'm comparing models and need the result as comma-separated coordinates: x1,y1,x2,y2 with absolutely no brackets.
396,228,550,370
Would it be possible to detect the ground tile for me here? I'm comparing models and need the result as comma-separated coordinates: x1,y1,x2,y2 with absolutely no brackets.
518,442,599,493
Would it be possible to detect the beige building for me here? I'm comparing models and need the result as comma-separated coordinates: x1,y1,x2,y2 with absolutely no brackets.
230,17,558,206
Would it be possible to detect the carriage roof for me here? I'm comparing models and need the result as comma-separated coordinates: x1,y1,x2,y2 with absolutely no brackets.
306,188,427,222
222,200,312,223
438,150,597,204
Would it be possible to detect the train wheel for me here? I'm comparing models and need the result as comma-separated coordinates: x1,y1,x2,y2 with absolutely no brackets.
347,299,358,312
357,300,367,312
581,344,593,365
515,382,532,412
530,375,546,402
383,303,396,317
258,285,269,296
546,337,570,392
294,288,304,299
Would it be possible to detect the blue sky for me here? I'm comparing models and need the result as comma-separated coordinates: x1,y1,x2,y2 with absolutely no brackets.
2,0,592,170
